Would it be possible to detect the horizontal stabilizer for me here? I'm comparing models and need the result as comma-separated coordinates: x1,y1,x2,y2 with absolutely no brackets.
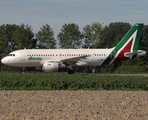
124,50,146,57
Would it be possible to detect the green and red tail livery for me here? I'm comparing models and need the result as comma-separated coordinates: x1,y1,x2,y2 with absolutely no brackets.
102,23,143,65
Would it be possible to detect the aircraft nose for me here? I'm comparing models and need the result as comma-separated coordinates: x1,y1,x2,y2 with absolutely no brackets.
1,58,5,64
1,57,8,65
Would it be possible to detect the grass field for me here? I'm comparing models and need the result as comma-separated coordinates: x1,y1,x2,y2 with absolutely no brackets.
0,72,148,90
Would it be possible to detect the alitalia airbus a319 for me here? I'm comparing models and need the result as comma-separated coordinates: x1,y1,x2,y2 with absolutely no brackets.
1,23,146,74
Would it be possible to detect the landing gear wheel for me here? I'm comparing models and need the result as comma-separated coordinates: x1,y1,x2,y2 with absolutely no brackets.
68,70,75,74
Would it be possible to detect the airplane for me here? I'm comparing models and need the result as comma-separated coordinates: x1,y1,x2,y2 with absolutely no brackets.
1,23,146,74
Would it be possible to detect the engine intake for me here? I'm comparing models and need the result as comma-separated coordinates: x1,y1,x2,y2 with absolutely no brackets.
42,62,59,72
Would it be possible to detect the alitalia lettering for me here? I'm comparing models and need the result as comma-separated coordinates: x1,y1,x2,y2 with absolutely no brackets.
28,57,42,60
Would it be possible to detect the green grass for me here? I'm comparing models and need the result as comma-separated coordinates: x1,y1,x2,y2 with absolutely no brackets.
114,65,148,74
0,72,148,91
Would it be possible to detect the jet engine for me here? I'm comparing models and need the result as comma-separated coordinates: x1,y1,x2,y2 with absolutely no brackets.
42,62,59,72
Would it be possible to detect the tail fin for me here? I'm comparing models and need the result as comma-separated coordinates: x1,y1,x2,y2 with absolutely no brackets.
114,23,143,53
102,23,143,65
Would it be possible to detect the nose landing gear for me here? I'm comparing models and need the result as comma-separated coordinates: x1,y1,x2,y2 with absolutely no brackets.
22,67,25,74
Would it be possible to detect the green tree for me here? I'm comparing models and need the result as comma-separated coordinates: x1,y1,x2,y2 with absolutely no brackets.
0,24,18,52
0,24,36,72
0,28,8,72
12,24,35,49
99,22,131,48
83,22,102,48
0,24,18,72
0,28,8,53
58,23,83,48
139,25,148,62
0,24,36,51
36,24,56,49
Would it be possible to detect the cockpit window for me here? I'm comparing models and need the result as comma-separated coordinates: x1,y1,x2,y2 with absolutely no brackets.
8,54,15,57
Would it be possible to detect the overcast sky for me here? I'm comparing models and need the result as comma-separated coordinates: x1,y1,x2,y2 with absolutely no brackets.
1,0,148,37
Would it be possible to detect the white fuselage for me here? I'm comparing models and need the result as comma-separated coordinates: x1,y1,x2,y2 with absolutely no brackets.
1,49,113,67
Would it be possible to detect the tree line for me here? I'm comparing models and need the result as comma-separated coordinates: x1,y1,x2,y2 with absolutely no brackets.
0,22,148,72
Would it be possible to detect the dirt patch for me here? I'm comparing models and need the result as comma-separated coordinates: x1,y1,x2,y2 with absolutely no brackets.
0,91,148,120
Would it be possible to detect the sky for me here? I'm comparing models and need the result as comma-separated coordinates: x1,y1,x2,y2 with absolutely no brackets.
1,0,148,38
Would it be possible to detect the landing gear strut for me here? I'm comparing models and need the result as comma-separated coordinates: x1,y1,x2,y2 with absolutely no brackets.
92,66,96,73
22,67,25,74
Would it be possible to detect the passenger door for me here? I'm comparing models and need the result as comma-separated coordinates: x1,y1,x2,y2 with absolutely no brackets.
20,51,26,61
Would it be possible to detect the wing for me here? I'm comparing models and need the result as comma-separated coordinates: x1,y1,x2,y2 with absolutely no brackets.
40,55,90,66
60,55,90,65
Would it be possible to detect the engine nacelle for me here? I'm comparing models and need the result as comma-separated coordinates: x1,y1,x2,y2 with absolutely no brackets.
42,62,59,72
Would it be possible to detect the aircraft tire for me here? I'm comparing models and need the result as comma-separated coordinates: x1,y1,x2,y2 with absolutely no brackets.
68,70,75,74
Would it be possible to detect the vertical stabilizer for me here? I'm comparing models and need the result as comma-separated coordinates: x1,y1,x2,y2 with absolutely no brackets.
102,23,143,65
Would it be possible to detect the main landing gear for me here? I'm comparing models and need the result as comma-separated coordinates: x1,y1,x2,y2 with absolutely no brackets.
67,65,75,74
68,69,75,74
